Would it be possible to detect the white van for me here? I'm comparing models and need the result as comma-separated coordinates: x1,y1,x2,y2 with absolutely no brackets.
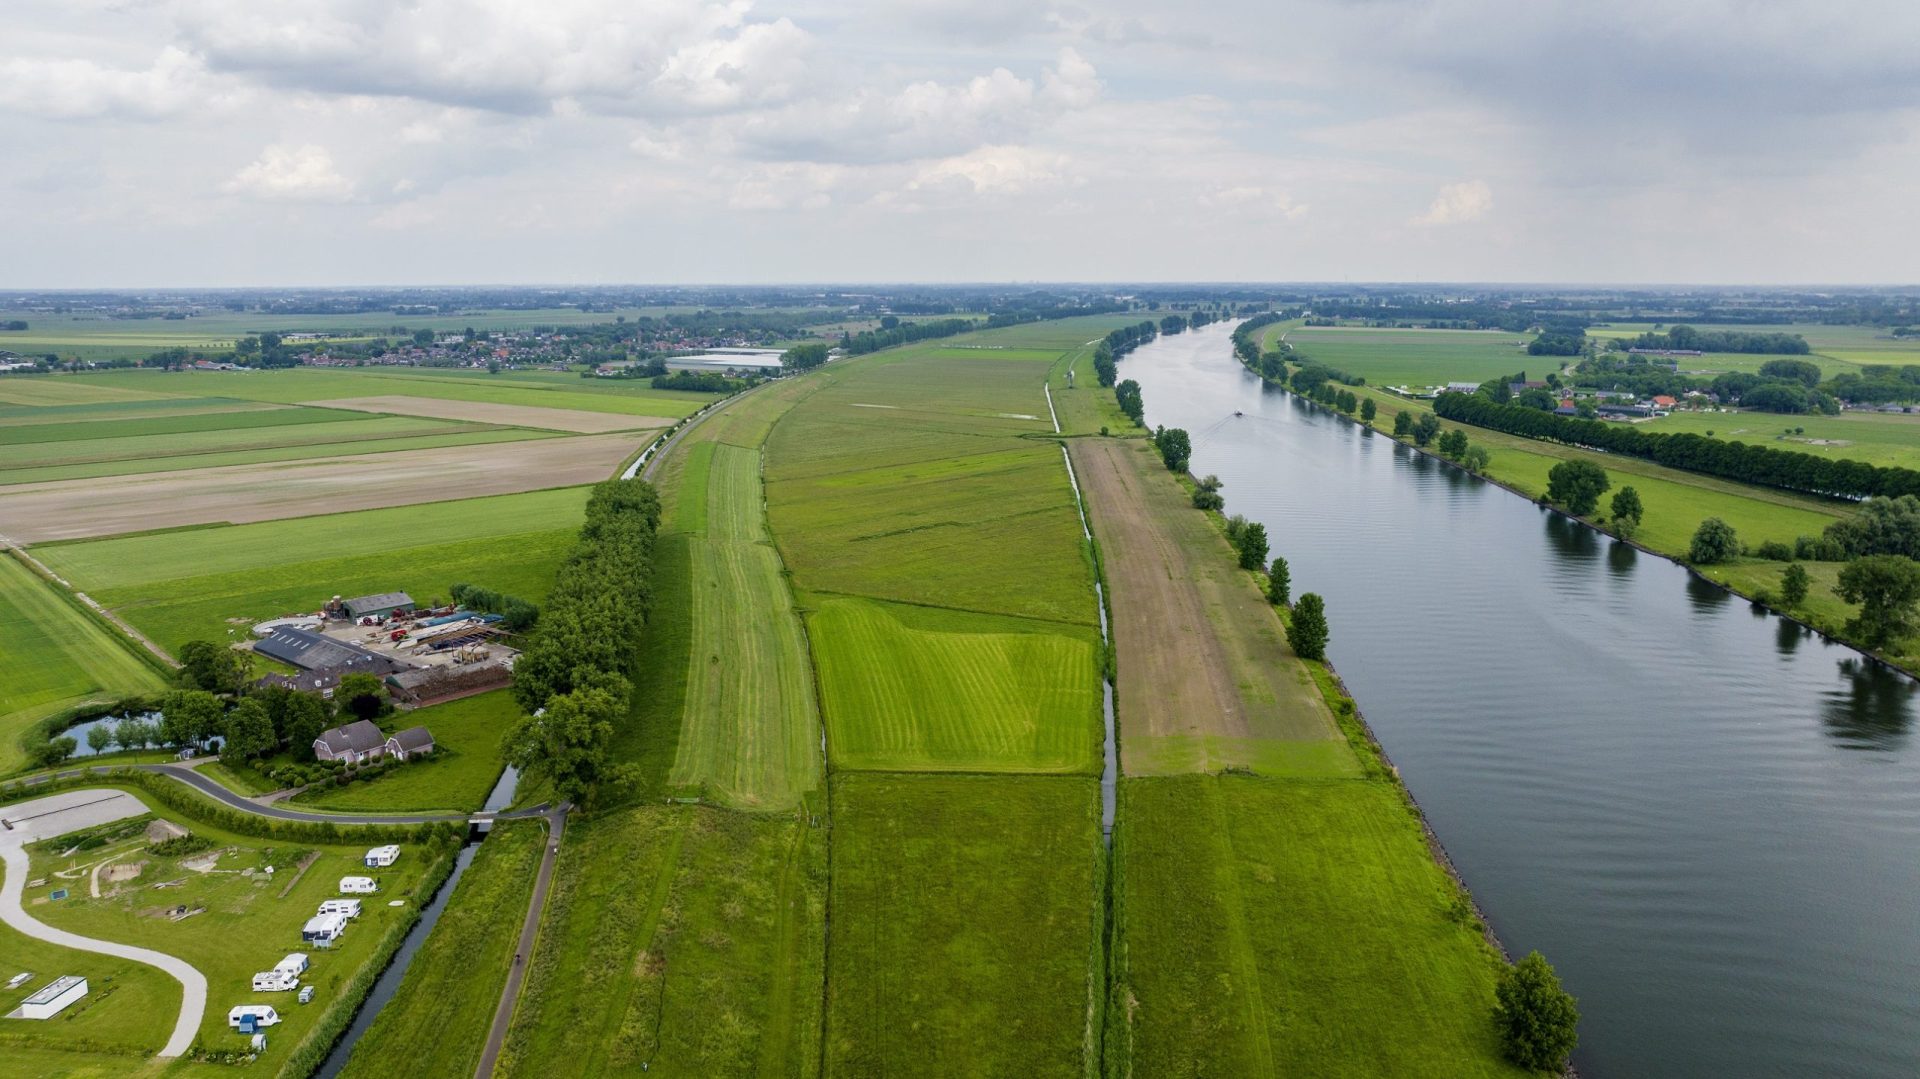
318,899,362,919
364,845,400,868
227,1005,281,1029
301,911,348,944
339,876,378,895
251,971,298,992
274,953,309,978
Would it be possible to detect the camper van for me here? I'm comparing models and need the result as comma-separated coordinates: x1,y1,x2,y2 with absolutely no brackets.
339,876,378,895
363,845,400,868
318,899,362,919
301,911,348,944
274,953,309,978
227,1005,281,1031
251,971,299,992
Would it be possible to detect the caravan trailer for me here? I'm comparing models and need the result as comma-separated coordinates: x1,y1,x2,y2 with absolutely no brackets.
228,1005,282,1031
274,954,309,978
339,876,378,894
318,899,362,919
301,911,348,944
363,845,400,868
251,971,298,992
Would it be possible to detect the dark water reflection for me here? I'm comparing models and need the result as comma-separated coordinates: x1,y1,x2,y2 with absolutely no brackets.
1120,325,1920,1079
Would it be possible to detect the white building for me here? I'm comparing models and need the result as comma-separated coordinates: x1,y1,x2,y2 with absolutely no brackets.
319,899,362,919
19,976,87,1019
252,971,299,992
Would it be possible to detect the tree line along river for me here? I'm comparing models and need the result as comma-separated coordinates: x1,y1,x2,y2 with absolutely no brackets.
1121,323,1920,1078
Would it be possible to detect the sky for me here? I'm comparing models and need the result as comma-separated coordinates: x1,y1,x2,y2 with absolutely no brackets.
5,0,1918,287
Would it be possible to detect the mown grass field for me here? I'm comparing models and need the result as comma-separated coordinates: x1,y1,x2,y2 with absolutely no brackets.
1282,326,1541,386
34,486,591,593
1643,407,1920,471
0,554,167,774
292,692,519,813
338,820,544,1079
17,784,450,1070
1583,321,1919,374
825,773,1101,1078
666,442,822,810
0,915,178,1066
1108,774,1527,1079
500,805,825,1079
807,596,1100,773
0,378,180,406
76,368,718,420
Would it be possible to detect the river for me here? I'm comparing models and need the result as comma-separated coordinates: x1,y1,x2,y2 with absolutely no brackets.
1119,323,1920,1078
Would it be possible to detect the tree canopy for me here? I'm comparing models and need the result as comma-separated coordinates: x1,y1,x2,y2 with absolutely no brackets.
1494,951,1580,1073
1836,554,1920,649
1287,593,1329,660
1546,459,1610,516
1688,517,1741,564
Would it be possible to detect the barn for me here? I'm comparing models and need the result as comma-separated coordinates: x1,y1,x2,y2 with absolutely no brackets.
254,627,402,675
338,592,413,620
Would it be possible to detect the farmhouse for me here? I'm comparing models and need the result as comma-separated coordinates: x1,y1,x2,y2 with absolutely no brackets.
384,726,436,760
255,626,403,675
313,719,387,765
18,976,86,1019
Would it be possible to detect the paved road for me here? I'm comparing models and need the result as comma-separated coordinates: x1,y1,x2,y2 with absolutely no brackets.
0,789,207,1057
6,763,548,826
473,805,568,1078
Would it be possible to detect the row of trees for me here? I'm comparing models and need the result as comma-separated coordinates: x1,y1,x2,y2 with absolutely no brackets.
505,478,662,805
1093,321,1161,388
838,318,977,356
448,582,539,632
781,342,830,371
1610,325,1811,354
1115,379,1144,425
1433,391,1920,500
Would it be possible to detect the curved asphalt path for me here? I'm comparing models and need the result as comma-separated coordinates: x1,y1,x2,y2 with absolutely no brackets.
8,763,549,825
0,791,207,1058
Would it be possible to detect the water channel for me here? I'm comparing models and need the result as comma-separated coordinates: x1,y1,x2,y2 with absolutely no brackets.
1120,323,1920,1077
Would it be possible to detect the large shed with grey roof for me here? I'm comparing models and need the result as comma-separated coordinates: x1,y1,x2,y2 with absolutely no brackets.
254,627,402,674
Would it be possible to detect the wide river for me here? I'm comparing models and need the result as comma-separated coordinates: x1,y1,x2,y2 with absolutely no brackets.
1120,323,1920,1078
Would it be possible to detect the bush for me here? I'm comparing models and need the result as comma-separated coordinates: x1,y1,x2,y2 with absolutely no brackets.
1494,951,1579,1072
1754,540,1795,561
1689,517,1741,564
149,832,216,857
1546,459,1610,516
1191,488,1224,511
1781,563,1811,607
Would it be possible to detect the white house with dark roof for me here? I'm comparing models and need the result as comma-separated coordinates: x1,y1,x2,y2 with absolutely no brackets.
384,726,436,761
313,719,388,765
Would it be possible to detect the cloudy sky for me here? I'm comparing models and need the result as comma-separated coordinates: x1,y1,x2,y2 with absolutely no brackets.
5,0,1918,287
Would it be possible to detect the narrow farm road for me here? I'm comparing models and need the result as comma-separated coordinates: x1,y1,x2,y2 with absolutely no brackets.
6,763,548,825
474,804,568,1078
0,789,207,1058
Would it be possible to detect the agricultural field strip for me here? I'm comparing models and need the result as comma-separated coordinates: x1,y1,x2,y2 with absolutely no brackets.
1068,437,1347,776
304,395,674,433
0,432,645,544
0,396,282,426
0,403,365,445
0,414,505,471
71,368,718,419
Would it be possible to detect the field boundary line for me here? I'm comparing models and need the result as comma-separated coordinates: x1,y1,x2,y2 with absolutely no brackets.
4,544,179,669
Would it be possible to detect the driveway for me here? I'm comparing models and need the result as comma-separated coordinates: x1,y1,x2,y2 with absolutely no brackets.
0,788,207,1058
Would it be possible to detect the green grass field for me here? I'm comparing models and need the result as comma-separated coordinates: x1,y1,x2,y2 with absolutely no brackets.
0,916,178,1067
665,442,822,810
73,368,717,420
292,692,518,813
338,820,544,1079
18,785,450,1070
825,773,1102,1077
1108,774,1526,1078
807,596,1100,773
1583,321,1920,374
499,805,825,1079
1711,559,1920,671
1641,407,1920,471
0,555,168,774
1282,326,1542,387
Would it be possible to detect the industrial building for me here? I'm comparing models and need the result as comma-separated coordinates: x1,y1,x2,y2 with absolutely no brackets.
17,976,87,1019
328,592,414,620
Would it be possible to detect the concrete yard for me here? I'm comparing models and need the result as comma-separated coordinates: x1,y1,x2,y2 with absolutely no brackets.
0,432,653,543
306,395,675,433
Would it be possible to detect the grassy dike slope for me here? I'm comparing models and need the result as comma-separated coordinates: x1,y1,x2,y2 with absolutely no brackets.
763,317,1137,1076
1060,361,1525,1075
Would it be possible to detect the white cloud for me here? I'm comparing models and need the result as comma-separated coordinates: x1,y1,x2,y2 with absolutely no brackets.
910,145,1069,195
1414,180,1492,226
0,47,232,119
222,144,355,202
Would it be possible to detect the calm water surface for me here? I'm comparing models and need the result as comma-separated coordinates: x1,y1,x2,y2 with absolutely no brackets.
1121,324,1920,1078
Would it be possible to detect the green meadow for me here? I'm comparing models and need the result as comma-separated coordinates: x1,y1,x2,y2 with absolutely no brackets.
824,772,1102,1078
1644,407,1920,471
0,554,167,773
338,820,545,1079
1108,774,1527,1079
499,805,825,1079
76,368,717,419
0,913,179,1065
1282,326,1541,386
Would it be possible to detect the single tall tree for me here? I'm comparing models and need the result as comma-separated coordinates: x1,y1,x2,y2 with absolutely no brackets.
1546,459,1610,516
1689,517,1741,564
1780,562,1811,607
1287,593,1329,660
1393,410,1413,438
1360,397,1377,425
1236,521,1270,570
1836,554,1920,649
1494,951,1580,1073
1610,486,1644,538
1267,556,1291,606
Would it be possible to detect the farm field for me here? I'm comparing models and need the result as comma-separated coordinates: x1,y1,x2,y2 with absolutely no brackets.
824,772,1101,1078
665,442,822,810
0,432,639,544
1068,437,1351,777
13,784,452,1071
291,692,519,813
499,804,824,1079
1584,321,1918,373
303,395,669,433
1108,774,1526,1078
1282,326,1540,386
1642,407,1920,471
807,595,1100,773
337,820,544,1079
76,368,719,420
0,378,182,407
0,554,167,774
